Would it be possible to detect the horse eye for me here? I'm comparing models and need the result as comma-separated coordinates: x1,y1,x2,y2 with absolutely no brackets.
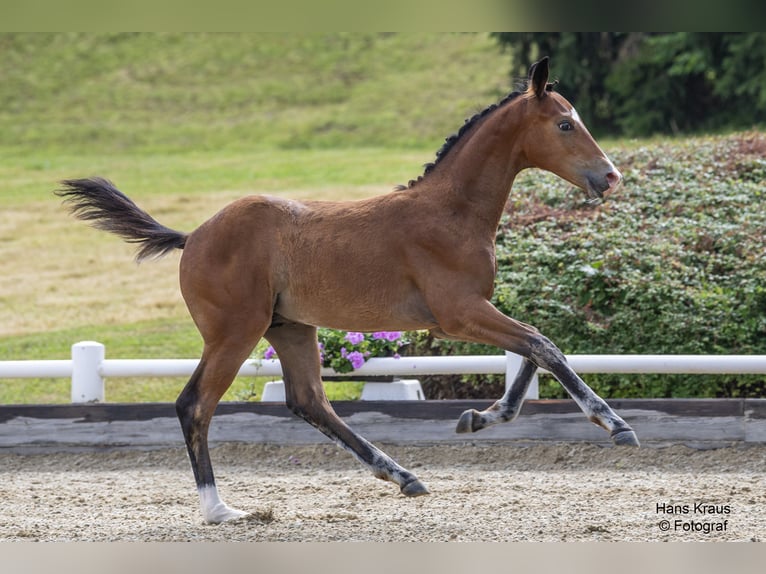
558,120,573,132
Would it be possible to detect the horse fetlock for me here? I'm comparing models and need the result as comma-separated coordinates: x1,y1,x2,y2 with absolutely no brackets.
587,414,610,431
499,408,519,424
490,399,520,423
455,409,484,433
587,412,640,447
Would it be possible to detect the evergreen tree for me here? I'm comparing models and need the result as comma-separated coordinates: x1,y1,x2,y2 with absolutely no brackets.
492,32,766,136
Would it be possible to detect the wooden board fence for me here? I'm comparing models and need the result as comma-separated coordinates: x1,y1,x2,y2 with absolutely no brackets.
2,399,764,452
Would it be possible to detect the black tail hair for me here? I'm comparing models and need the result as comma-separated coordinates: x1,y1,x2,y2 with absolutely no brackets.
55,177,187,262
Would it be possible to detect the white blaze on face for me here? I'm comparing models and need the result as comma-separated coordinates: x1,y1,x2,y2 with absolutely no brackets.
569,105,583,126
569,104,622,190
569,108,622,178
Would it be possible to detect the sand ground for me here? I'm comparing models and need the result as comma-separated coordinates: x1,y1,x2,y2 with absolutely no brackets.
2,441,763,542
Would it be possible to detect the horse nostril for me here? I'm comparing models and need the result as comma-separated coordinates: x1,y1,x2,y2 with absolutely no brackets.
606,171,622,188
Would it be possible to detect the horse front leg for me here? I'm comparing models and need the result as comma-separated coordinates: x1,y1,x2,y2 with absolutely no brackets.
527,335,640,445
435,298,639,447
265,321,429,497
455,356,538,433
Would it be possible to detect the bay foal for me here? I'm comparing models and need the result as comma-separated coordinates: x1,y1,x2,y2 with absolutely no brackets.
57,57,638,524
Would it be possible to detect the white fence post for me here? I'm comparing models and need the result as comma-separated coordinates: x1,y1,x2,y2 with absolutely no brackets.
505,351,539,400
71,341,105,403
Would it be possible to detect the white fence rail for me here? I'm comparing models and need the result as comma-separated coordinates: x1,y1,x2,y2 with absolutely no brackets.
2,341,766,403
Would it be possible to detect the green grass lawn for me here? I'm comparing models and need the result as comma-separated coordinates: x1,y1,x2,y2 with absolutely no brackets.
0,33,512,404
0,33,510,157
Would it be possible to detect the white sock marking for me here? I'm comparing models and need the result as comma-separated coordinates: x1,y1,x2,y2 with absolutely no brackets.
198,485,248,524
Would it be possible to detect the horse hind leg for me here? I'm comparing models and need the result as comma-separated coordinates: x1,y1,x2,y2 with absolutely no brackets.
176,316,269,524
177,358,242,523
265,322,429,497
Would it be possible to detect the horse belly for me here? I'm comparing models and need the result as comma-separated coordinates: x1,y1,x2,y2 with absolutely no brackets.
274,278,436,332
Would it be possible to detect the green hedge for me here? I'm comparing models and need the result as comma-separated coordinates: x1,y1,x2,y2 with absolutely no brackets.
411,133,766,399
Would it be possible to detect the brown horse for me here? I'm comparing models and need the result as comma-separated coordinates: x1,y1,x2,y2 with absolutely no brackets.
57,57,638,524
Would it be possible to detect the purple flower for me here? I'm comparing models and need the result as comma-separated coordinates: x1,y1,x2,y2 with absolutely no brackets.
373,331,402,342
340,347,348,358
347,351,366,370
345,332,365,345
264,346,277,360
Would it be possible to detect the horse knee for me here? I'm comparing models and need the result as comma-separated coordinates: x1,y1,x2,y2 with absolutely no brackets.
285,392,328,421
528,335,567,371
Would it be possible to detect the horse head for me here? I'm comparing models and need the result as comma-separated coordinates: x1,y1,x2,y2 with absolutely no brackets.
520,57,622,202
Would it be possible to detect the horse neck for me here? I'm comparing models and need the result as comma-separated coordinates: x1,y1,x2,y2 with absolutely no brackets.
422,100,528,232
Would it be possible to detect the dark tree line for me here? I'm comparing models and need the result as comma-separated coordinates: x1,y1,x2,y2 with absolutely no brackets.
493,33,766,136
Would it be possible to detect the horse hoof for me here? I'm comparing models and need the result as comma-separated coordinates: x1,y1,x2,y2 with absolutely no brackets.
611,429,640,447
204,507,250,524
455,409,482,433
401,479,430,497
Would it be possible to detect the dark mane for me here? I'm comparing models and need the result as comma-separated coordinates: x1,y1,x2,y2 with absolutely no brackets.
396,80,559,191
395,90,522,191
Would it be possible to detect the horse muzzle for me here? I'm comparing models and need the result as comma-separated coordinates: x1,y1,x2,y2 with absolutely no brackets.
585,168,622,201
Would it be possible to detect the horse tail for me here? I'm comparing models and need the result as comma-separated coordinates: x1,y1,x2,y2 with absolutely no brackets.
56,177,188,262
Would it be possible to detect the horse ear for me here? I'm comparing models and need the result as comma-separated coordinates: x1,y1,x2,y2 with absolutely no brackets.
528,56,550,99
